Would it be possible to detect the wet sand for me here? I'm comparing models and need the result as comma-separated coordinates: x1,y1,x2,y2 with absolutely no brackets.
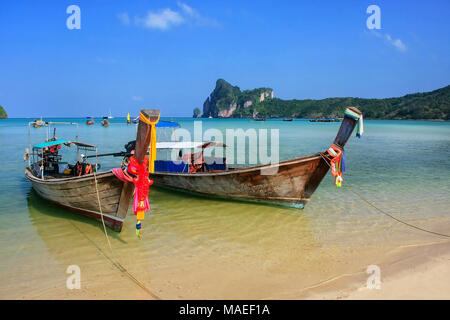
293,240,450,300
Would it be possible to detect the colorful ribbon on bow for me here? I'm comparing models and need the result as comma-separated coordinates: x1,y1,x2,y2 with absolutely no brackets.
344,108,364,138
113,156,153,237
326,144,345,187
112,112,160,237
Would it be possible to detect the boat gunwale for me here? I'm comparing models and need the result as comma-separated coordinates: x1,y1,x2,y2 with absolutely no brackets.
25,153,322,182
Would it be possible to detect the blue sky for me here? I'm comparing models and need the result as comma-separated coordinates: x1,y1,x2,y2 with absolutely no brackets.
0,0,449,117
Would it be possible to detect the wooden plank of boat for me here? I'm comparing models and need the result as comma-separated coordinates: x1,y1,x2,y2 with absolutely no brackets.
25,109,160,231
25,169,126,230
150,107,362,208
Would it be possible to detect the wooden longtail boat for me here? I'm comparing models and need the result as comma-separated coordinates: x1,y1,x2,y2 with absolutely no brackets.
147,107,362,208
25,110,160,231
101,117,110,127
86,117,95,125
32,117,46,128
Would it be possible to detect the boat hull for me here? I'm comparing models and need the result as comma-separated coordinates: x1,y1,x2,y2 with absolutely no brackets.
25,168,132,231
151,154,330,208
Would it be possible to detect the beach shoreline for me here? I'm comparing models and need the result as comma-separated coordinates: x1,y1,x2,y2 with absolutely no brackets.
293,239,450,300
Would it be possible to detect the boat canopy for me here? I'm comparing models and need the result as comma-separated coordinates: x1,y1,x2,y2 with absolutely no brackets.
156,141,226,149
33,140,96,151
69,141,97,149
156,121,179,128
33,140,68,150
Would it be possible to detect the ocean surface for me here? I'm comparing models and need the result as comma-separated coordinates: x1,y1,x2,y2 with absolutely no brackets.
0,117,449,299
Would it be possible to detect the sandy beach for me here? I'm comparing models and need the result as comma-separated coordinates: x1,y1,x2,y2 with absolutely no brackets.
297,240,450,300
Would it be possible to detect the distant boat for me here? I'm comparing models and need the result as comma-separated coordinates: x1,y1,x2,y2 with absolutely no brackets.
283,118,293,122
32,117,46,128
208,115,213,119
86,117,95,125
126,112,131,124
253,116,266,121
101,117,110,127
107,109,113,119
309,118,341,122
132,116,139,124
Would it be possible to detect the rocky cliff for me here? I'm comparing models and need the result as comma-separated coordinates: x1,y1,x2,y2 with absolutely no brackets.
201,79,273,118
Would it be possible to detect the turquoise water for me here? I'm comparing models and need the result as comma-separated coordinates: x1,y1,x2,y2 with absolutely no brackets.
0,117,449,299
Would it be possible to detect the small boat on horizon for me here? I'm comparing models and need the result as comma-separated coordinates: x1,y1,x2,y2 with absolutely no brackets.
309,117,341,122
283,118,293,121
32,117,46,128
101,117,110,127
253,116,266,121
86,117,95,125
126,112,131,124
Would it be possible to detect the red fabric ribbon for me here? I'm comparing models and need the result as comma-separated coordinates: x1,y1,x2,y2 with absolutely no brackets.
112,156,153,217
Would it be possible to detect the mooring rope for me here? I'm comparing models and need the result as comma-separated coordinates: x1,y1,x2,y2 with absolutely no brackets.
319,152,450,239
91,169,161,299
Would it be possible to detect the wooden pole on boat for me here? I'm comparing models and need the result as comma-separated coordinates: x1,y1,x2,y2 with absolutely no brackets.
115,109,160,222
303,106,362,198
134,109,161,164
332,106,362,148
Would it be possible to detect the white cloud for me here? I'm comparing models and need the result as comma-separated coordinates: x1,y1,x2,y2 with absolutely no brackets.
177,2,195,16
368,30,407,52
132,96,143,101
136,8,184,30
132,2,219,31
117,12,130,25
385,34,407,52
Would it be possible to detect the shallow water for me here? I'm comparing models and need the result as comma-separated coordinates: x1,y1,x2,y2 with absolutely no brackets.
0,118,449,299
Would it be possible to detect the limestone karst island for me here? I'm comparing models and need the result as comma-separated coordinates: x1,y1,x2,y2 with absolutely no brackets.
194,79,450,120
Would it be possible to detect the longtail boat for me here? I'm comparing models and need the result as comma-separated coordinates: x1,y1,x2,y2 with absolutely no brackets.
86,117,95,125
150,107,361,208
101,116,110,127
109,107,363,209
32,117,46,128
24,110,160,231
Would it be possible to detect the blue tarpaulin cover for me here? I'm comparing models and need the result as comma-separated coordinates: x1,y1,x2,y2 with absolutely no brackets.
33,140,68,149
156,121,179,128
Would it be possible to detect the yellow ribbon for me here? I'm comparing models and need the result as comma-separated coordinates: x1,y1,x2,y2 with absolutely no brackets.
139,112,160,173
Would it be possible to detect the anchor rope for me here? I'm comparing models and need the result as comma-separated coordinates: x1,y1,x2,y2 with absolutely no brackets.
91,167,161,299
319,152,450,239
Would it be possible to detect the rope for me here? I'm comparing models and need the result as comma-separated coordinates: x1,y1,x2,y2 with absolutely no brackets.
92,166,161,299
319,152,450,239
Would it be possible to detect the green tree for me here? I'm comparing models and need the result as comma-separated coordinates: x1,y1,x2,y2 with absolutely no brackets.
193,107,201,118
0,105,7,119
